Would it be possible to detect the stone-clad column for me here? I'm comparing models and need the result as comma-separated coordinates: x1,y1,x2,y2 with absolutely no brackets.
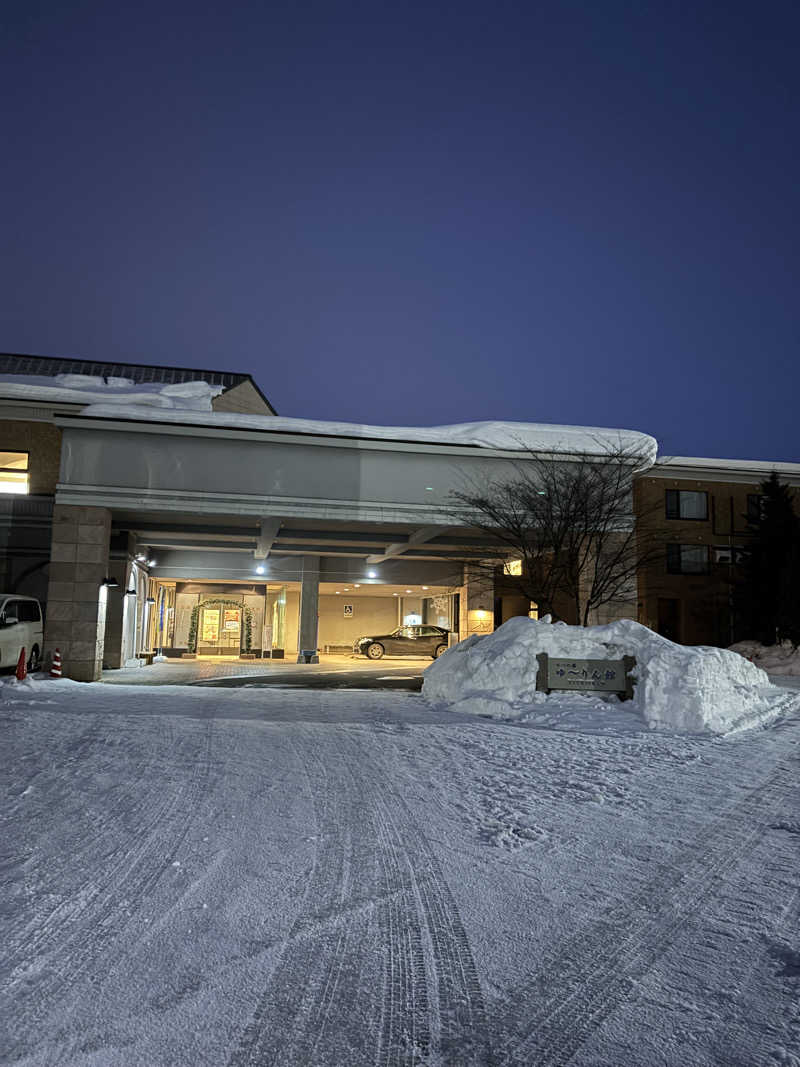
44,505,112,681
296,555,320,663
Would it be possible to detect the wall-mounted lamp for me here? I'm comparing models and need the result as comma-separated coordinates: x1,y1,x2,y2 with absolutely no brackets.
101,577,119,588
367,571,377,579
146,596,156,605
255,565,265,575
124,588,137,596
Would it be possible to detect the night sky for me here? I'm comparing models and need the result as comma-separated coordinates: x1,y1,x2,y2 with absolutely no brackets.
2,2,798,461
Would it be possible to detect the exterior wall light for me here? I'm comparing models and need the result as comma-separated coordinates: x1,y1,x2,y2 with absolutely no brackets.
255,565,265,574
102,577,119,588
124,588,137,596
146,597,156,605
367,571,377,578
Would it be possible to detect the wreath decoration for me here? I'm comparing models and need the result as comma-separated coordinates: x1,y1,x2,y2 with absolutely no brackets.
188,599,254,653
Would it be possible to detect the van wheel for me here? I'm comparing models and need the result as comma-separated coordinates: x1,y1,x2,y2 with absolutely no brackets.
433,644,447,659
28,645,40,672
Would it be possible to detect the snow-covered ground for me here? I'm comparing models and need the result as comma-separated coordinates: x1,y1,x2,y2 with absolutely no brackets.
3,676,799,1066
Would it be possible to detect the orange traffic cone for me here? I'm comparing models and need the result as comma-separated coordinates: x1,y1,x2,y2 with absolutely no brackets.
50,648,63,678
16,647,27,681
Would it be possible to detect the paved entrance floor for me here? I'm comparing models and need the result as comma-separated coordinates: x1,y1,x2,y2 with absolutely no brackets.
101,653,432,690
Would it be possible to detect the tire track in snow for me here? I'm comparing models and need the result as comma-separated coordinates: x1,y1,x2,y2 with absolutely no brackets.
493,763,796,1067
228,729,382,1066
3,719,215,1064
228,728,489,1066
2,716,178,974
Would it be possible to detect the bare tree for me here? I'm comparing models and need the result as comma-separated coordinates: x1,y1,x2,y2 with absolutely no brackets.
451,444,661,626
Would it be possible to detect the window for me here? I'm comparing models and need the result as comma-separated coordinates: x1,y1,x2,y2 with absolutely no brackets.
747,494,767,524
665,489,708,520
1,599,23,623
666,544,710,574
18,600,41,622
420,626,442,635
0,452,29,495
503,559,523,576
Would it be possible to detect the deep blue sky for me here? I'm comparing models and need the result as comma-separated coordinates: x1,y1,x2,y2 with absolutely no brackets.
2,1,798,460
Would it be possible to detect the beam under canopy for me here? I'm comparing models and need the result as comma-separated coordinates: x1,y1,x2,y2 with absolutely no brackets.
254,518,282,559
366,525,450,564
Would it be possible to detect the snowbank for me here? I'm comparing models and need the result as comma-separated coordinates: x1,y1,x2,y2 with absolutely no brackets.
423,616,792,734
0,373,223,411
78,405,658,461
729,640,800,677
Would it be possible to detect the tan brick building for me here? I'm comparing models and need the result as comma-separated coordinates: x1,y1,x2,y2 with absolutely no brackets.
635,457,800,647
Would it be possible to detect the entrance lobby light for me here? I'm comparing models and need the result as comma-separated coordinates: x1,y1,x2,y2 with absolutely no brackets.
255,565,265,574
367,571,377,578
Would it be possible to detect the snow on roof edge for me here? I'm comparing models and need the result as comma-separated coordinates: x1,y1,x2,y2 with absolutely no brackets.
74,403,659,463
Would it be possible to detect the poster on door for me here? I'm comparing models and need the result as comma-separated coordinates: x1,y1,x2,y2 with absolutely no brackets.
223,609,241,632
202,609,220,642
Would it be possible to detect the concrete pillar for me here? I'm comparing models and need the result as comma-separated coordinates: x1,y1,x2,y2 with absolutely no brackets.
460,563,495,640
44,505,112,681
296,555,320,663
102,555,131,669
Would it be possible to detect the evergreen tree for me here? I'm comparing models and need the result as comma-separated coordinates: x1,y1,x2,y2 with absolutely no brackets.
737,472,800,646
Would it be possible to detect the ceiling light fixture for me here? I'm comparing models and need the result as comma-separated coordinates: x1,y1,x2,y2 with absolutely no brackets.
255,565,265,574
367,571,377,579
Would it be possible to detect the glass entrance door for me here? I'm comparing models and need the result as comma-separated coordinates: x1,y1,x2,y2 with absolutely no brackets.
199,604,242,655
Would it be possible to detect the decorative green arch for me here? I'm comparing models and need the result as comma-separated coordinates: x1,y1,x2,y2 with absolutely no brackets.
188,599,254,654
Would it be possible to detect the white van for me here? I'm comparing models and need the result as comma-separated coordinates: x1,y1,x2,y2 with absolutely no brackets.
0,595,44,672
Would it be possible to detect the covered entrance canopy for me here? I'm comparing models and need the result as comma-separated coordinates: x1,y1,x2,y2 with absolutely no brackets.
45,410,653,679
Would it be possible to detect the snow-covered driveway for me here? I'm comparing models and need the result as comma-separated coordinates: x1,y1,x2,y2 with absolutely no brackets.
3,680,799,1066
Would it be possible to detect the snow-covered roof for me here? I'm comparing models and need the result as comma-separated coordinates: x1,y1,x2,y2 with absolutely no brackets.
77,404,659,463
649,455,800,485
0,369,658,463
0,354,277,413
0,374,223,411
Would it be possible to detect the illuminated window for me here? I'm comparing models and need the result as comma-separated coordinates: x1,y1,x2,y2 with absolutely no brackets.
528,601,539,619
665,490,708,520
503,558,523,576
0,452,29,495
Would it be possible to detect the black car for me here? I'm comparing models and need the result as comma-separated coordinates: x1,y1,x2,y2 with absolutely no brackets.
353,625,450,660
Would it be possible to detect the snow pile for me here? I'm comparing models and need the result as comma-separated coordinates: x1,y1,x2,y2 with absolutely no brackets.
729,640,800,676
77,405,658,461
423,616,792,734
0,373,223,411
